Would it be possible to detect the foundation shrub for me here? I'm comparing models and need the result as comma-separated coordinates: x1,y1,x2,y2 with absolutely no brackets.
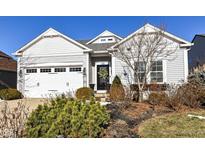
75,87,94,100
110,76,125,102
0,88,22,100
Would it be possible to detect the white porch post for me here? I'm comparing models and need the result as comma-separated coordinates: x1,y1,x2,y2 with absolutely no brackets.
111,55,116,83
85,53,90,87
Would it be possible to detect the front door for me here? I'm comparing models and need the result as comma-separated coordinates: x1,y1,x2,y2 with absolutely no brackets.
97,65,109,90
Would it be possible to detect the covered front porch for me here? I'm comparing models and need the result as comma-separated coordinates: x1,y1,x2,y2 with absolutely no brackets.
87,52,112,93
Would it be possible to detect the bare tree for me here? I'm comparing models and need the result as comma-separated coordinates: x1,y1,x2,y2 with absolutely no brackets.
112,24,177,101
0,101,29,137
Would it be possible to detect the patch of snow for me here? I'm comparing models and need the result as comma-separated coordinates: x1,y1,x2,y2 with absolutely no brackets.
188,114,205,120
100,101,111,106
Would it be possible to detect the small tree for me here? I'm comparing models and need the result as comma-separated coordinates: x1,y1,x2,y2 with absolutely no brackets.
110,76,125,102
112,24,177,101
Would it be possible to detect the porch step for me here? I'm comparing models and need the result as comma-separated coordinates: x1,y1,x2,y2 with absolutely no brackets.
95,93,110,98
95,93,110,102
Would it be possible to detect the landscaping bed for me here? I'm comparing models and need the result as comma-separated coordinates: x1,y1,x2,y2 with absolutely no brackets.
138,110,205,138
104,102,174,137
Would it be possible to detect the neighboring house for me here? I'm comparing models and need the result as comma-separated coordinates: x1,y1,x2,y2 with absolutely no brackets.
14,23,191,98
189,34,205,69
0,51,17,89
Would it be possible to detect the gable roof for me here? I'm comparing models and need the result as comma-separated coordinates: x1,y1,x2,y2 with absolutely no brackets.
191,34,205,43
111,23,192,49
86,30,122,44
14,28,92,56
0,50,12,59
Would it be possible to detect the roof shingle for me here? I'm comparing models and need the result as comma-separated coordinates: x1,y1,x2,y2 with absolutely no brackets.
77,40,116,51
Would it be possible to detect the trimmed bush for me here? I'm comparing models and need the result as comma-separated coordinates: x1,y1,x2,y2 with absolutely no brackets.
26,96,110,138
110,76,125,102
75,87,94,100
0,88,22,100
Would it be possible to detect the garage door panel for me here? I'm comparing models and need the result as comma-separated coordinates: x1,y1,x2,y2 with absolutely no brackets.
24,67,83,98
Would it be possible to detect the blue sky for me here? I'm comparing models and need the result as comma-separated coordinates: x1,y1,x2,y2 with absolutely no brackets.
0,16,205,58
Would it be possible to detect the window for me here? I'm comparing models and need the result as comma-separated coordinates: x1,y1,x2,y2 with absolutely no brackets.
54,68,66,72
26,69,37,73
135,62,146,82
150,61,163,82
100,38,106,42
108,38,113,41
40,68,51,73
69,67,82,72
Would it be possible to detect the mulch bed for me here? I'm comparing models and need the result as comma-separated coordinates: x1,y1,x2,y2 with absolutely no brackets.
104,102,177,137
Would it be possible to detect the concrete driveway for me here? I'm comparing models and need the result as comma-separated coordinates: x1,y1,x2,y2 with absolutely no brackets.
0,98,48,112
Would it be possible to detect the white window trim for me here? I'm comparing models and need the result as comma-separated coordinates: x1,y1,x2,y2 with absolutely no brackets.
149,60,164,84
134,60,166,84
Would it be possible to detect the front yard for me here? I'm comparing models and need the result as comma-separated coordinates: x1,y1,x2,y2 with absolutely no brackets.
1,97,205,138
138,110,205,138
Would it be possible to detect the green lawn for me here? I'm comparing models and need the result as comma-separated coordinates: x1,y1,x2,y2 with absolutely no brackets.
138,110,205,138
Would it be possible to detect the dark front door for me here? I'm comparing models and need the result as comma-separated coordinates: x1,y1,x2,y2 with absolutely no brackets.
97,65,109,90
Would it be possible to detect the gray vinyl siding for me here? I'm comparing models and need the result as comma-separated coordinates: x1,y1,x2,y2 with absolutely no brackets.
166,49,185,84
114,57,134,85
114,48,186,85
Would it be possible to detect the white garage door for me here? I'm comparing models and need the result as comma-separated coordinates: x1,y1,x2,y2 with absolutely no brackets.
24,66,83,98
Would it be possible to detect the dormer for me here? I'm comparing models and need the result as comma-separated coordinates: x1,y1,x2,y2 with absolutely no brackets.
86,30,122,44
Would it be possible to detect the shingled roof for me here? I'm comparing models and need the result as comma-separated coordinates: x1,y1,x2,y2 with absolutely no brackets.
77,40,116,51
0,51,12,58
0,51,17,72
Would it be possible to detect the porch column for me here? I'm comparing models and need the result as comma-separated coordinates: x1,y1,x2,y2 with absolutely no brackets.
85,52,90,87
111,55,116,83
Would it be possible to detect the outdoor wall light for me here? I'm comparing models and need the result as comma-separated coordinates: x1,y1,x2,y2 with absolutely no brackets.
123,71,128,76
83,67,86,75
